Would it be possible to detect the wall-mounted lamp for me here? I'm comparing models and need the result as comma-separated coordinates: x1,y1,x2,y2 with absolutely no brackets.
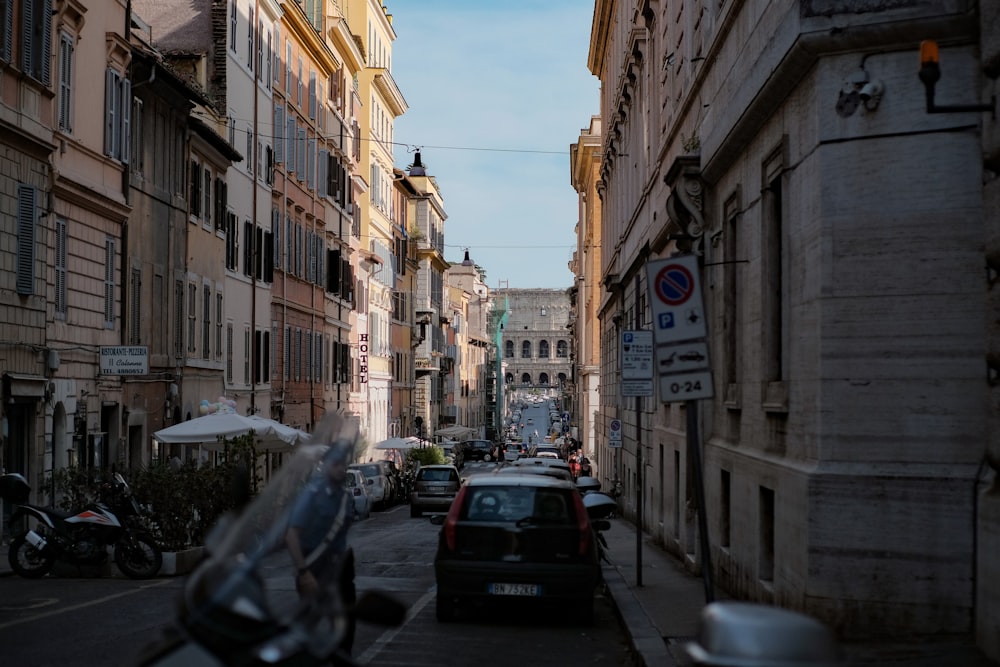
918,40,995,118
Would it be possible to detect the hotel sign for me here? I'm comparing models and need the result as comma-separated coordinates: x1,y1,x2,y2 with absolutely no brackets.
100,346,149,375
359,333,368,384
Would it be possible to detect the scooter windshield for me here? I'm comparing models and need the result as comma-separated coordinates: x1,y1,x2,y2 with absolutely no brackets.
179,411,360,662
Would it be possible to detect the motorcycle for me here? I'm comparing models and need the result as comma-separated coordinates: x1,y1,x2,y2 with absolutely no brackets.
0,470,163,579
135,411,406,667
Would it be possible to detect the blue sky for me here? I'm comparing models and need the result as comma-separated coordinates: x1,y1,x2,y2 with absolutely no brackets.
387,1,599,289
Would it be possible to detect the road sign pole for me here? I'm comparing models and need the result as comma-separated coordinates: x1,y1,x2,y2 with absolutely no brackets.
636,394,643,587
687,399,714,603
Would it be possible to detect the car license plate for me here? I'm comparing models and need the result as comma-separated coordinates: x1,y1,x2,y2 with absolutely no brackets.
489,583,539,596
428,485,445,493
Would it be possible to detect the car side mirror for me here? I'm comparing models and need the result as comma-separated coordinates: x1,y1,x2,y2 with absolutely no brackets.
592,519,611,532
367,479,374,485
429,514,446,525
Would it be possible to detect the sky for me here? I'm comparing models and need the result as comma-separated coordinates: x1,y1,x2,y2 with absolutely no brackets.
387,1,600,290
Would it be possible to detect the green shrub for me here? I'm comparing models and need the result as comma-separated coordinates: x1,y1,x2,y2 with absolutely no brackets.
52,433,262,551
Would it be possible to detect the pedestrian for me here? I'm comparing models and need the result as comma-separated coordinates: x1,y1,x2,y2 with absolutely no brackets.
286,439,357,655
579,456,593,478
569,453,580,480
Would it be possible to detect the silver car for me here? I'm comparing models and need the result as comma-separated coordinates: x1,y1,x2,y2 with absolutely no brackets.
345,468,373,520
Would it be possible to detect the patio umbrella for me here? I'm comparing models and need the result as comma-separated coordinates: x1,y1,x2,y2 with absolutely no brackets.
153,413,309,452
434,425,475,439
373,436,422,450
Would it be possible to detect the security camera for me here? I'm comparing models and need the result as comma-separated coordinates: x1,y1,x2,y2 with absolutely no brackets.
859,79,883,105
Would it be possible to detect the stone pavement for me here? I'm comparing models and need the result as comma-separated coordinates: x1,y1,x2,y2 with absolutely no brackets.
599,516,999,667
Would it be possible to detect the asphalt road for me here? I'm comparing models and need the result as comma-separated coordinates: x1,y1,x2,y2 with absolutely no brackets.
0,461,633,667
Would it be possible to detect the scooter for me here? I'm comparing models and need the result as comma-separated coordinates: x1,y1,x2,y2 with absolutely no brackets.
134,411,406,667
1,471,162,579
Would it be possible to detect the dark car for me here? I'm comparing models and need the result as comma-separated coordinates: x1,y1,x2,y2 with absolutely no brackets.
461,439,496,462
410,464,462,518
431,474,602,624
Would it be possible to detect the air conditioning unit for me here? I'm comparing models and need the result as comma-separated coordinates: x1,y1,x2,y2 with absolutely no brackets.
345,203,354,215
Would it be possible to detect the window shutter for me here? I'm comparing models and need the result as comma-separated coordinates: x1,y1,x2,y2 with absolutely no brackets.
286,111,295,171
55,217,67,316
307,138,315,191
120,77,131,162
175,280,185,358
318,149,328,198
274,105,284,163
58,33,72,131
16,185,36,295
105,68,116,156
243,220,253,277
308,70,316,119
104,237,116,327
21,0,33,74
1,1,12,62
130,268,141,344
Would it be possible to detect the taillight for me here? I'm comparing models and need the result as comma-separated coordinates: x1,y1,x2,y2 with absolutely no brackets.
353,487,362,497
571,491,592,556
443,486,468,551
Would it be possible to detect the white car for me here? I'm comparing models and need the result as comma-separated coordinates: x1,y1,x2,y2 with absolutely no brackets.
349,463,388,509
345,468,373,520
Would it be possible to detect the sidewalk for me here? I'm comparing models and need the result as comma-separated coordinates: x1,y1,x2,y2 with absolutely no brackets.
599,517,999,667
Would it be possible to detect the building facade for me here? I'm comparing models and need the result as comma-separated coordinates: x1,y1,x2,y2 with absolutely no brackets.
587,0,999,656
499,289,573,411
569,115,603,461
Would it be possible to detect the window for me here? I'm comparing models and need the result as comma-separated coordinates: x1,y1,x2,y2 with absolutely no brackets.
104,68,131,163
187,283,197,353
189,160,201,218
58,32,74,132
226,323,234,383
216,293,224,361
174,280,185,358
244,326,251,386
556,340,569,358
54,217,66,318
21,0,52,84
129,268,141,344
202,284,211,359
229,0,237,51
16,185,36,295
104,237,116,328
505,340,514,358
521,373,531,384
0,1,11,62
308,70,317,119
274,105,285,163
225,212,239,271
521,340,531,358
538,340,549,358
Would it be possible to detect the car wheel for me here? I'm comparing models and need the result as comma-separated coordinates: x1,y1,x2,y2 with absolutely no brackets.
410,505,422,518
483,454,492,462
435,594,456,622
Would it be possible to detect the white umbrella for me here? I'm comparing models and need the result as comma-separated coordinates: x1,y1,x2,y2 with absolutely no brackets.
435,425,475,439
373,436,422,450
153,413,309,452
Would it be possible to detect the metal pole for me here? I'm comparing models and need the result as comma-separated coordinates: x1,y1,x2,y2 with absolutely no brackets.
687,399,714,603
636,395,642,586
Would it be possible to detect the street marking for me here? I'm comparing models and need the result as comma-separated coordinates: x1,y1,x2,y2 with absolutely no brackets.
0,598,57,611
354,586,436,665
0,579,171,631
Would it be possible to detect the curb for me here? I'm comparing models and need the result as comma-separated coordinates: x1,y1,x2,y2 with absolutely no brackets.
602,562,676,667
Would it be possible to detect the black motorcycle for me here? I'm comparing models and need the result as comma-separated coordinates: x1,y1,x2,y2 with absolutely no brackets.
0,470,162,579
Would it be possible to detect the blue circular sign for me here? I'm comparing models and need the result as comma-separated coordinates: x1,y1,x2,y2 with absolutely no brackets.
654,264,695,306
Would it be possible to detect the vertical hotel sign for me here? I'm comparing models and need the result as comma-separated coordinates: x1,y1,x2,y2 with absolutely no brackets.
359,333,368,383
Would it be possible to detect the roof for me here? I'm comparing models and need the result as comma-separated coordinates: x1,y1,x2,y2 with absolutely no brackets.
465,474,575,490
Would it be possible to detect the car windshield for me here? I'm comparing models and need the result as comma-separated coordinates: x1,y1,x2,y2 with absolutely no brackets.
418,468,458,482
356,464,381,478
462,486,574,524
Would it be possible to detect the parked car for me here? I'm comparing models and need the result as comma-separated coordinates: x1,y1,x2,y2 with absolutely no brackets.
431,473,602,624
410,464,463,518
349,462,390,510
510,456,573,479
461,439,496,462
527,444,564,460
345,468,373,520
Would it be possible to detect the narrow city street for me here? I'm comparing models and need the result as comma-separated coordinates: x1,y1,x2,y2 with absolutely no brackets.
0,468,633,667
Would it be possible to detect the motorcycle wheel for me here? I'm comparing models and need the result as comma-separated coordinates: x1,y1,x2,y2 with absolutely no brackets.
114,533,163,579
8,533,55,578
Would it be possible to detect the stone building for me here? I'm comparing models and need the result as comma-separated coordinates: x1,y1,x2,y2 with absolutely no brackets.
500,289,572,404
586,0,999,656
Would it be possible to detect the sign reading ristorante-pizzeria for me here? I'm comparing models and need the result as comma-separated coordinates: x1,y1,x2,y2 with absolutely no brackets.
99,346,149,375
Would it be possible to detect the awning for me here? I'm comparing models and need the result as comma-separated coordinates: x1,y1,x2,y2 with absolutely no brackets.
2,373,47,398
435,425,475,438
